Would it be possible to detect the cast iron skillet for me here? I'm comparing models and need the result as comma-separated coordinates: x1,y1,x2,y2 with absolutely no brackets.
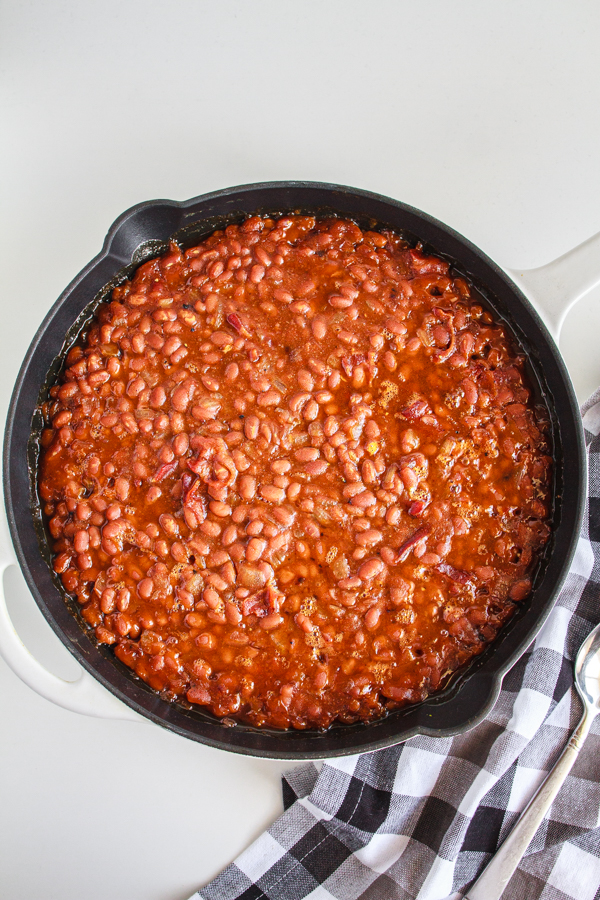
3,182,586,758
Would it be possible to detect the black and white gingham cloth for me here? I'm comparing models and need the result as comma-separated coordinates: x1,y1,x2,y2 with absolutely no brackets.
194,390,600,900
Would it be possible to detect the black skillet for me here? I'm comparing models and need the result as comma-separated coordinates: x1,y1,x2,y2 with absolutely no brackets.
3,182,586,758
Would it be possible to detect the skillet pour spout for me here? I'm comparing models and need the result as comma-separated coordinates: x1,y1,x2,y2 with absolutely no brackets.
2,182,586,758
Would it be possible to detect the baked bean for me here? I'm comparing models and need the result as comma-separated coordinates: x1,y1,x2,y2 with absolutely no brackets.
138,578,154,600
244,416,259,440
210,501,232,517
260,613,283,630
260,484,285,503
238,475,256,500
246,537,267,561
364,606,381,630
358,558,384,581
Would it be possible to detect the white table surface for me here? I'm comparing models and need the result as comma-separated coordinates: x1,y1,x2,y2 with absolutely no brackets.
2,3,600,898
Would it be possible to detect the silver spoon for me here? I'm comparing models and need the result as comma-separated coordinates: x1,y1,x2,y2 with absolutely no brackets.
465,621,600,900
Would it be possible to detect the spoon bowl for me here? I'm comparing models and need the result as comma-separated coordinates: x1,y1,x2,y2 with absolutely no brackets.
575,621,600,710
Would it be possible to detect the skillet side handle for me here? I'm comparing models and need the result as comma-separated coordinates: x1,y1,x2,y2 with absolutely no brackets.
505,229,600,343
0,513,142,722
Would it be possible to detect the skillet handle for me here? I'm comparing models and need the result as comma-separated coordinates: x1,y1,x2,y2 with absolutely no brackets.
505,229,600,342
0,509,142,722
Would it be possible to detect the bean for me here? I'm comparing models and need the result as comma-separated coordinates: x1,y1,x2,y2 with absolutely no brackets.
312,319,327,339
73,530,90,553
200,520,221,538
361,460,377,483
421,552,441,565
246,519,264,537
76,502,92,521
329,294,353,309
246,537,267,561
203,588,220,609
172,386,191,412
114,615,131,637
159,513,179,536
305,460,329,476
250,264,265,283
225,602,243,625
210,501,232,517
114,588,130,613
295,613,313,633
314,670,328,689
338,576,361,590
364,606,381,630
400,466,418,490
297,370,315,391
356,529,383,547
201,374,220,392
192,399,220,421
222,525,238,545
289,391,311,414
232,449,250,471
294,447,319,463
260,613,283,630
323,417,338,438
164,336,182,356
244,416,260,440
383,351,397,371
303,399,319,421
260,484,285,503
358,558,384,581
273,289,294,304
257,390,282,407
210,331,234,348
172,433,189,456
272,507,295,526
238,475,256,500
350,490,377,509
463,379,478,405
100,588,116,614
126,377,145,398
271,458,292,474
138,578,154,599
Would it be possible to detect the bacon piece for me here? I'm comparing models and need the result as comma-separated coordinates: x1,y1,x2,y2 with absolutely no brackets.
241,585,283,618
408,500,428,517
409,249,449,275
400,399,429,420
188,436,237,488
153,461,178,482
181,473,207,527
436,562,471,585
226,313,251,337
395,525,430,562
341,353,366,377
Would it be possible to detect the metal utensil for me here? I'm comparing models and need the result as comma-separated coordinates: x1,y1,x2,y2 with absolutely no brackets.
466,621,600,900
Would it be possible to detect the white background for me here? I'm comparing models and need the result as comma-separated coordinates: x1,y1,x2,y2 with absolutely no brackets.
1,2,600,898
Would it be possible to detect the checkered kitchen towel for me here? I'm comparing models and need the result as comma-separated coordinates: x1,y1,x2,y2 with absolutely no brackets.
195,389,600,900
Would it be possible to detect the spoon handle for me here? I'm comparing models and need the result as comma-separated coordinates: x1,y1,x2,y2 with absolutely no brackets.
465,709,593,900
